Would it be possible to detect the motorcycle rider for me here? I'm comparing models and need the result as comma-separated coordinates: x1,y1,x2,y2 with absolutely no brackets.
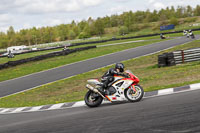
183,30,188,36
98,63,127,95
160,33,166,39
188,30,195,39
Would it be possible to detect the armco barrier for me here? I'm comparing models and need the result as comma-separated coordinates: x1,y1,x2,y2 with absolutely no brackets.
173,47,200,64
0,46,96,70
158,47,200,67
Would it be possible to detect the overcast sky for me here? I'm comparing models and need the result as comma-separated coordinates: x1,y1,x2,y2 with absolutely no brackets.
0,0,200,33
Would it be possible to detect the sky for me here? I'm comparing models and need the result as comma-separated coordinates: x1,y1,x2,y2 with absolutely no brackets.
0,0,200,33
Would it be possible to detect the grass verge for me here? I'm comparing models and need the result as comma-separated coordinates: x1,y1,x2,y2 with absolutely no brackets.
0,35,162,64
0,39,164,82
0,39,200,108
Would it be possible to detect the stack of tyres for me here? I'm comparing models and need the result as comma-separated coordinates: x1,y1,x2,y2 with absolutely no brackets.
158,53,168,67
158,52,176,67
167,52,176,66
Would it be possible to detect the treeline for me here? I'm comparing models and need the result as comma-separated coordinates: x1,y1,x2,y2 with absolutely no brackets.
0,5,200,48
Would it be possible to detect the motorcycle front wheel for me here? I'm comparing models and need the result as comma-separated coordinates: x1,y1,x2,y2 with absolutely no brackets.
84,90,103,107
125,84,144,102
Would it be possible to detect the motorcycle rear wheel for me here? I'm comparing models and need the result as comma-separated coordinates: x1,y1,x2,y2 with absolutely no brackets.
84,90,103,107
125,84,144,102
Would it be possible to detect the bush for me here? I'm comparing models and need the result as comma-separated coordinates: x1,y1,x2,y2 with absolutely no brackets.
184,17,197,23
130,24,140,32
119,26,129,35
68,30,76,40
159,21,169,27
152,23,160,31
170,17,179,26
104,27,119,35
78,32,90,39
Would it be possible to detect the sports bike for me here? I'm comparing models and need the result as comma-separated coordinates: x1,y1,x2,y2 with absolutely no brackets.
84,70,144,107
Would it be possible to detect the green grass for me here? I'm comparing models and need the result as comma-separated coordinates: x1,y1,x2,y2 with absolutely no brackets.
0,48,64,64
0,39,200,108
68,35,160,48
0,35,160,64
0,39,164,82
1,30,199,65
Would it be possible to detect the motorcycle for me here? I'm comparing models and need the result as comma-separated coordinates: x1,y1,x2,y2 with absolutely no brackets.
189,32,195,39
84,70,144,107
186,30,195,39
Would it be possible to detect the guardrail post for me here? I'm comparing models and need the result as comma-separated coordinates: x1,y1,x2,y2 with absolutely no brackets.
181,50,184,63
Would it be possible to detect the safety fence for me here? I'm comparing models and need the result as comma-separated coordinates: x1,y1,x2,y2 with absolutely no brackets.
158,47,200,67
173,47,200,64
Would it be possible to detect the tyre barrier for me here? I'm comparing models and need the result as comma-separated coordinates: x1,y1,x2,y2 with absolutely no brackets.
158,47,200,67
0,46,96,70
158,52,176,67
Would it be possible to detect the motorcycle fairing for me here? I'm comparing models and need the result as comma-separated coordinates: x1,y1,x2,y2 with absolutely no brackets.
106,78,133,102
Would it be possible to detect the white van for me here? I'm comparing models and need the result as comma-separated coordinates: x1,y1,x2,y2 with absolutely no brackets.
7,45,28,54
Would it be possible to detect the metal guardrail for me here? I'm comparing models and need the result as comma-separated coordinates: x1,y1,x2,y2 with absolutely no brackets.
158,47,200,67
173,48,200,64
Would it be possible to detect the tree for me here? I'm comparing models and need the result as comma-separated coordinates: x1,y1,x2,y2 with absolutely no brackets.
102,16,111,28
122,11,133,30
147,10,159,22
94,18,105,36
176,6,185,18
194,5,200,16
134,11,146,23
31,27,40,45
7,26,16,46
57,24,69,41
186,5,193,17
0,32,8,48
78,20,87,31
159,9,168,21
110,15,119,27
82,23,91,38
7,26,15,38
68,30,76,40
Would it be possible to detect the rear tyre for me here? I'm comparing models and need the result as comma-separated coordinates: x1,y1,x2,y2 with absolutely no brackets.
125,84,144,102
84,90,103,107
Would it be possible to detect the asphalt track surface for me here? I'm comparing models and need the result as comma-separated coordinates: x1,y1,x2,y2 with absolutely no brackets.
0,89,199,133
0,36,199,98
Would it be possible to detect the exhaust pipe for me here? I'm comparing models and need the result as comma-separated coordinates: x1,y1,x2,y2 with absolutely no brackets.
86,84,106,99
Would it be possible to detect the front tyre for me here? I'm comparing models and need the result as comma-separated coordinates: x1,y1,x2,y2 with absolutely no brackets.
84,90,103,107
125,84,144,102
